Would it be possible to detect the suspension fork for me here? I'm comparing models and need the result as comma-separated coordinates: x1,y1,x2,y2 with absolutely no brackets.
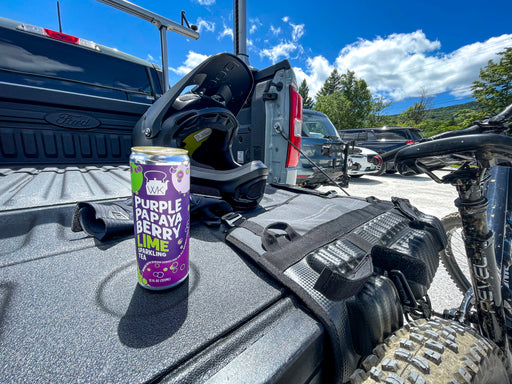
506,168,512,279
486,166,510,272
452,168,509,353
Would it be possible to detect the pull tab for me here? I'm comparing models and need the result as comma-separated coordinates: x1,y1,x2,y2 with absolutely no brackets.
262,222,300,251
313,253,373,301
392,196,421,221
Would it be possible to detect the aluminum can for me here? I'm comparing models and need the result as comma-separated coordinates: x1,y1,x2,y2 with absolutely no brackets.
130,146,190,290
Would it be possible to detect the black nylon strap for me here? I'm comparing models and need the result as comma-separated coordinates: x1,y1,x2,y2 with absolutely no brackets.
239,220,265,236
314,253,373,301
344,232,374,253
263,202,393,271
262,222,301,251
225,233,345,383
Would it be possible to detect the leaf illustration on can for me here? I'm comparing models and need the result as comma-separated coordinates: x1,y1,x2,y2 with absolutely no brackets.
131,163,144,194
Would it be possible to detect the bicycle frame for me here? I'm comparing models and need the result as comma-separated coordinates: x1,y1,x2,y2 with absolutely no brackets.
445,163,510,353
487,166,512,278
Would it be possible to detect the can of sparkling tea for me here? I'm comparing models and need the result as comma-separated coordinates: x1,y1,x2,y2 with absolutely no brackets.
130,146,190,290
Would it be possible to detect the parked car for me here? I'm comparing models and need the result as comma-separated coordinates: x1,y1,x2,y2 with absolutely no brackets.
296,110,382,186
346,145,383,178
338,126,422,173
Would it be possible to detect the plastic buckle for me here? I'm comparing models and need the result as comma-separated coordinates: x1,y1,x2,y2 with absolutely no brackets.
221,212,245,227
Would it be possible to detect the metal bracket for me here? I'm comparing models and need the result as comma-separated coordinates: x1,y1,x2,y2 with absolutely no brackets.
221,212,245,228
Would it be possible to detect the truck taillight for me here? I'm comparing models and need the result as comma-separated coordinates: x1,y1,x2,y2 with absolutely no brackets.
286,86,303,168
17,23,98,50
44,29,79,44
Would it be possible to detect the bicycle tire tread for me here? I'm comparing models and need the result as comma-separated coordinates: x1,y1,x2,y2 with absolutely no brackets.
350,318,510,384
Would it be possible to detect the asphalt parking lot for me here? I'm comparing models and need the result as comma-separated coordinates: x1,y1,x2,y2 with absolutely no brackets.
318,170,464,313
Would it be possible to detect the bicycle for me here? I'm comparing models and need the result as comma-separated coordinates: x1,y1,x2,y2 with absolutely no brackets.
359,104,512,383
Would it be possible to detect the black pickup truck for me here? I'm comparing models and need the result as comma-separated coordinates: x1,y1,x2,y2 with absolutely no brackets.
0,16,325,383
2,14,485,384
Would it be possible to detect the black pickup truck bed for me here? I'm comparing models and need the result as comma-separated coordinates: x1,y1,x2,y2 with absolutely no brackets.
0,16,326,382
0,167,324,383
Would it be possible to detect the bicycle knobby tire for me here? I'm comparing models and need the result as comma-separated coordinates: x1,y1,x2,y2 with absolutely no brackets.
440,212,471,293
351,318,510,384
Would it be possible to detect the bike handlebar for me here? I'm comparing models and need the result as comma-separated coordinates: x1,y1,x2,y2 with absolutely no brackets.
489,102,512,124
394,134,512,176
378,102,512,174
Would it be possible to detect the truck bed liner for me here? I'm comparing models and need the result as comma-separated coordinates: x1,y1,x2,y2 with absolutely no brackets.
0,166,131,212
0,167,324,383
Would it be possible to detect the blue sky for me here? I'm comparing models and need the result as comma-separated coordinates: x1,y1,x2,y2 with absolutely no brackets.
3,0,512,114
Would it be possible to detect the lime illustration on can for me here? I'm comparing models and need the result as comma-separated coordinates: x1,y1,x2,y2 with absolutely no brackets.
130,147,190,290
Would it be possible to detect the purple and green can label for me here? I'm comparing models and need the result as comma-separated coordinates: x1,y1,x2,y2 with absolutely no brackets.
130,147,190,290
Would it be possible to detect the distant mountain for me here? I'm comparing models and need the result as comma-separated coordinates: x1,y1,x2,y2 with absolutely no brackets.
381,101,480,124
426,101,480,121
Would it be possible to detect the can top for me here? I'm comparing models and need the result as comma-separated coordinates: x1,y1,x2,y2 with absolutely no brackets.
131,146,188,156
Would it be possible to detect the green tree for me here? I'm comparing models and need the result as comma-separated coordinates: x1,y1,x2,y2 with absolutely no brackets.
419,119,460,137
399,90,433,125
315,69,380,129
472,47,512,115
314,92,351,128
316,69,342,99
454,109,487,128
368,96,391,126
338,70,374,128
298,79,314,109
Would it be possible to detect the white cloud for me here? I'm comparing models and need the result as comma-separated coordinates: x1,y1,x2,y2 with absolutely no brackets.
249,18,261,34
296,31,512,102
254,16,306,65
293,56,334,97
196,18,215,34
290,23,305,42
169,51,209,76
146,54,157,63
218,23,233,40
195,0,215,5
270,25,281,36
259,42,298,64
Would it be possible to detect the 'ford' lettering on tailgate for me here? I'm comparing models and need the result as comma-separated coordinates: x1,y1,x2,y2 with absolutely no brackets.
45,112,100,129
